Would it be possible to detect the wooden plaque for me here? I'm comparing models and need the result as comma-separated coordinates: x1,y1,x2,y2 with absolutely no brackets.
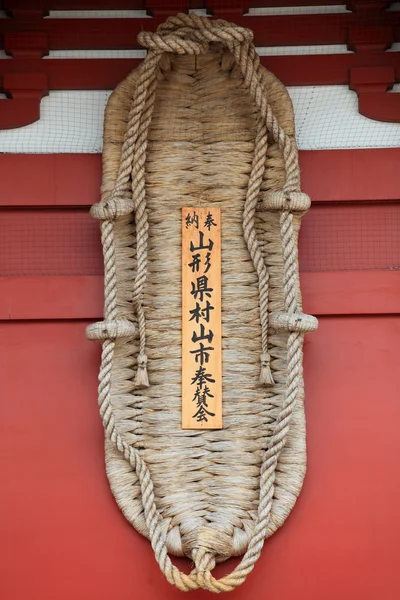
182,207,222,430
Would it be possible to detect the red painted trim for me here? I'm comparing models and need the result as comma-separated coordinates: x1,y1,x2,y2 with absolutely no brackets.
1,14,399,50
1,271,399,320
1,150,399,207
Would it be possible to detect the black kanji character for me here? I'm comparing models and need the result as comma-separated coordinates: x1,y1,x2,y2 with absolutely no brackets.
192,385,214,406
190,231,213,253
188,253,201,273
190,275,213,302
193,404,216,423
190,342,214,365
204,212,217,231
189,300,214,324
191,366,215,388
185,211,199,229
191,323,214,344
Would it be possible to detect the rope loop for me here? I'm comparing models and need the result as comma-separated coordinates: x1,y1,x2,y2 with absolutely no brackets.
263,191,311,214
270,311,318,334
86,319,136,342
90,196,134,221
138,30,209,55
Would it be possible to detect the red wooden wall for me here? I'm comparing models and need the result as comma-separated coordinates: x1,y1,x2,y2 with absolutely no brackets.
1,150,400,599
1,3,400,598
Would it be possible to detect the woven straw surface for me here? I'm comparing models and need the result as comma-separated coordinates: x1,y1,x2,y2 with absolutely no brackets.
100,48,306,559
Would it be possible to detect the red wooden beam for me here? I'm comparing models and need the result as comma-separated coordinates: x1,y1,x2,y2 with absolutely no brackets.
1,271,399,320
1,150,400,207
1,14,399,50
1,52,400,88
0,0,386,14
2,0,394,13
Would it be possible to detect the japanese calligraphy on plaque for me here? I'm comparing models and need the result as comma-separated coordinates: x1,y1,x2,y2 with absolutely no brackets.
182,207,222,430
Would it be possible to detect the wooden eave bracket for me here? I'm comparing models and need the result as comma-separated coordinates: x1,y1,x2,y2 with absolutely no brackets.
0,71,48,129
2,0,47,19
348,26,393,53
0,32,48,129
350,66,400,123
347,24,400,123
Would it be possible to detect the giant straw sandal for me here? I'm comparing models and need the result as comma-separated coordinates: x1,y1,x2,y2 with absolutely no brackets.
86,12,318,593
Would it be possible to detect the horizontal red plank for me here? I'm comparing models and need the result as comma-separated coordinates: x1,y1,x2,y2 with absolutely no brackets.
301,271,400,316
1,271,399,320
299,149,400,202
1,150,399,207
0,154,102,206
0,275,104,320
1,14,399,50
2,203,399,276
1,53,400,90
0,208,103,276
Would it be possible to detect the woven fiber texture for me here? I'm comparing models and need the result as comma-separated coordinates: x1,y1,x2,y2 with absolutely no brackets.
87,13,317,592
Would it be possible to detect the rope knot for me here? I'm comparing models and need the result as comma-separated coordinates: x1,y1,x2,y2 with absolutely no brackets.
138,13,253,58
191,24,253,47
138,30,209,56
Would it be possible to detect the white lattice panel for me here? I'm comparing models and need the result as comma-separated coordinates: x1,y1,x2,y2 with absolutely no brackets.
0,86,399,152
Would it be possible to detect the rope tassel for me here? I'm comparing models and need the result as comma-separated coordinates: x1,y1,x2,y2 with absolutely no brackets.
260,352,275,386
135,353,149,389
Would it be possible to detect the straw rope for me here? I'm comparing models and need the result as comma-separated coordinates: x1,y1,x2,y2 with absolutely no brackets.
87,13,317,592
